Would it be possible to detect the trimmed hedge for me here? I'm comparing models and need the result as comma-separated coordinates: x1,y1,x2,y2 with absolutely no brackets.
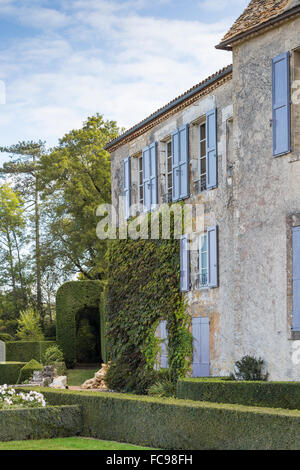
6,341,56,363
56,281,105,368
0,405,82,442
177,378,300,410
17,359,43,384
21,387,300,450
0,362,25,385
99,285,108,364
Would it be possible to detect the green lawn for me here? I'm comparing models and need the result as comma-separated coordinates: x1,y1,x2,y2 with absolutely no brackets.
66,368,99,386
0,437,153,450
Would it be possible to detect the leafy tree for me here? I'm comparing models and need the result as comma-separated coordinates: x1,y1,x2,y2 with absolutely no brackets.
0,184,27,316
39,114,120,279
16,308,44,341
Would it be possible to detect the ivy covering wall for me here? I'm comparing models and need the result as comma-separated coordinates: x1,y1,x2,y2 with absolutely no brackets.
105,218,192,393
56,281,105,368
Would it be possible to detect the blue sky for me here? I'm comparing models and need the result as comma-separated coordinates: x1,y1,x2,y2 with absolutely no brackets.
0,0,249,163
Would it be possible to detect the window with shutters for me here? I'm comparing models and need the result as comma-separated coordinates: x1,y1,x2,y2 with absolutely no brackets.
198,122,207,193
196,233,208,288
165,140,173,203
138,155,143,210
291,48,300,158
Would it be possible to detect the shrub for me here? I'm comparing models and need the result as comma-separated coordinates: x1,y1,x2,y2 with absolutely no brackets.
43,345,64,365
17,359,43,384
17,309,44,341
148,378,176,398
0,405,82,442
25,387,300,450
56,281,105,368
176,378,300,410
105,358,160,394
6,341,56,363
233,356,268,381
0,333,13,342
0,362,25,385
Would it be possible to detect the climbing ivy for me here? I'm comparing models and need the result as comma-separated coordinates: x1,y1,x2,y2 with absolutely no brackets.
105,211,192,393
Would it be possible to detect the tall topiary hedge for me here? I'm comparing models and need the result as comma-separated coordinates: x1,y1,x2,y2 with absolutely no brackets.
56,281,105,368
6,341,56,363
105,212,192,393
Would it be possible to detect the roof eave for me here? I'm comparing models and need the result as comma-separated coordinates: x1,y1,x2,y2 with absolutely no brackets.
216,4,300,51
105,65,233,151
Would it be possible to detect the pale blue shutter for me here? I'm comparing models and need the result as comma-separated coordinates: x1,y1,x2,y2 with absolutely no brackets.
149,142,158,207
172,125,189,201
179,124,189,199
206,108,217,189
192,317,210,377
123,157,131,220
293,227,300,330
207,225,218,288
160,320,168,369
172,129,180,201
143,146,151,212
272,52,291,156
180,234,190,292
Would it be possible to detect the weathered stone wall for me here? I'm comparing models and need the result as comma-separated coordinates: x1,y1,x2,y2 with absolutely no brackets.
110,80,235,378
231,15,300,380
110,13,300,381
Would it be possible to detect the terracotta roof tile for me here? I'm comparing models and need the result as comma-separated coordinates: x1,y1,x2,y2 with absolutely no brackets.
222,0,290,44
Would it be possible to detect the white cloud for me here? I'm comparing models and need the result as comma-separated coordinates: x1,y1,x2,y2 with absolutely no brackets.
0,0,235,148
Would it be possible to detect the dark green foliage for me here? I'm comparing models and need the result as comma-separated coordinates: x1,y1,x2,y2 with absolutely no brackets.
0,333,13,342
106,218,192,393
0,362,25,385
6,341,56,363
177,378,300,409
106,358,163,395
17,359,43,384
56,281,105,368
148,377,176,398
233,355,269,381
42,345,64,365
23,388,300,450
0,405,82,442
99,286,108,364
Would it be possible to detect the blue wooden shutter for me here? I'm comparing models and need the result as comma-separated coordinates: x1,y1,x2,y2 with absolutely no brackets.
172,129,180,201
192,317,210,377
293,227,300,330
179,124,189,199
123,157,131,220
180,234,190,292
160,320,168,369
172,125,189,201
206,108,217,189
149,142,158,207
272,52,291,156
142,146,151,212
207,225,218,288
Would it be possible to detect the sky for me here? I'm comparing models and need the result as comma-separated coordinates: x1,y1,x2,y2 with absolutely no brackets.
0,0,249,164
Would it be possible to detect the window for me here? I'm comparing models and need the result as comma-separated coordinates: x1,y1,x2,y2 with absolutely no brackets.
165,140,172,203
197,234,208,288
198,122,207,193
138,155,143,209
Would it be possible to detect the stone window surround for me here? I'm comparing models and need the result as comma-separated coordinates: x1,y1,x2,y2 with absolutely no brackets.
287,213,300,340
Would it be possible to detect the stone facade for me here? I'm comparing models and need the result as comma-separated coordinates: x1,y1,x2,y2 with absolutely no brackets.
107,2,300,380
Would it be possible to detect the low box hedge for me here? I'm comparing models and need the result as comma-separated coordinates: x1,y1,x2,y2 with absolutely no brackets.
0,405,82,442
177,378,300,410
19,387,300,450
0,363,25,385
17,359,43,384
6,341,56,363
